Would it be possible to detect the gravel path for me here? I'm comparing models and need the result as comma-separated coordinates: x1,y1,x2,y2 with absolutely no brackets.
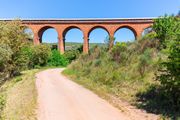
36,68,158,120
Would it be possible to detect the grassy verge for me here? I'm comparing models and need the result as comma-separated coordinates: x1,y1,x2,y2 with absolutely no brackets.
62,68,155,110
0,69,40,120
62,68,117,107
62,40,179,119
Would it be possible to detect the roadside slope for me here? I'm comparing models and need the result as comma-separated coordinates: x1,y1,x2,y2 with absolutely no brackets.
1,69,38,120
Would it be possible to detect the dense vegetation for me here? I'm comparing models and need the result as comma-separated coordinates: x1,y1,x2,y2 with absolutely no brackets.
0,20,80,83
63,15,180,119
0,20,79,119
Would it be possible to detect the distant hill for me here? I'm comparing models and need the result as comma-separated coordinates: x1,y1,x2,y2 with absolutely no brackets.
42,42,106,50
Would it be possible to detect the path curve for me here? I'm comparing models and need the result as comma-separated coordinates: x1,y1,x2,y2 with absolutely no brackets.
35,68,157,120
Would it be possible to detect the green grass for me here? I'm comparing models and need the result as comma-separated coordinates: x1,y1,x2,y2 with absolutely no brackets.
62,40,179,119
63,43,158,103
0,69,40,120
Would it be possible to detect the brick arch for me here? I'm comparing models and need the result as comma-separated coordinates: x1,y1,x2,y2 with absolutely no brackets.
17,18,154,53
114,25,138,39
38,26,58,43
88,26,110,38
62,26,83,38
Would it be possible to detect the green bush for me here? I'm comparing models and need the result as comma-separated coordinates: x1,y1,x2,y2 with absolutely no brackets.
48,50,69,67
111,42,129,64
0,21,30,79
64,50,80,62
31,44,51,67
15,46,32,72
153,15,179,49
157,32,180,110
19,44,34,69
137,48,152,77
64,45,83,63
0,44,13,81
154,16,180,111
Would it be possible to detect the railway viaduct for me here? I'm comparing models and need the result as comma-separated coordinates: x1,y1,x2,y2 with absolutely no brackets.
21,18,154,54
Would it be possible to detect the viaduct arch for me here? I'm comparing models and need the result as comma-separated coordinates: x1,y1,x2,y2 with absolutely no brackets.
16,18,154,54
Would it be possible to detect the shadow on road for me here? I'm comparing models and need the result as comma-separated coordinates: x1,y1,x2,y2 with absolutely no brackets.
135,85,180,119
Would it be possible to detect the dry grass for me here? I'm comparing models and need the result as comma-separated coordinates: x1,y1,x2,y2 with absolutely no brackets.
0,69,39,120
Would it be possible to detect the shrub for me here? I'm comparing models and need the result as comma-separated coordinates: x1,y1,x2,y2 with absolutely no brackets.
64,50,80,62
19,44,34,69
157,34,180,110
0,21,30,78
111,42,129,64
14,43,53,69
153,15,180,49
154,15,180,111
14,43,35,72
48,50,69,67
137,48,152,77
63,44,83,63
89,45,102,59
0,44,13,81
31,44,51,67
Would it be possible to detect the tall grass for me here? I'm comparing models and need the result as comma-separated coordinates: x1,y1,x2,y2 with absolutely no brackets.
0,69,39,120
63,38,160,102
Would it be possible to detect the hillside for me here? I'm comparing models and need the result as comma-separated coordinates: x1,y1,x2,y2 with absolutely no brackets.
63,36,179,119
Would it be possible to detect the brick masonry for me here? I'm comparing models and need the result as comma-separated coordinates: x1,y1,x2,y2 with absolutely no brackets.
22,18,154,54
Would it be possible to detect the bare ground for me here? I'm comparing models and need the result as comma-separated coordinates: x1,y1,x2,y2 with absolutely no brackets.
36,68,159,120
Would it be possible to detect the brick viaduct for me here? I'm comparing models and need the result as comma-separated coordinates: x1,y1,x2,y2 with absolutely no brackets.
21,18,154,54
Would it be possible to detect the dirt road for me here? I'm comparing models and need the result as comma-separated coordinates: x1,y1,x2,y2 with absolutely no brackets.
36,68,158,120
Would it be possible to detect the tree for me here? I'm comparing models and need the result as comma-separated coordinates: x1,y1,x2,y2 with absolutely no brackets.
153,15,180,49
155,15,180,110
0,20,30,79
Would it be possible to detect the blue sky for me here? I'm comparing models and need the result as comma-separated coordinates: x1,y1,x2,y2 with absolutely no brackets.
0,0,179,43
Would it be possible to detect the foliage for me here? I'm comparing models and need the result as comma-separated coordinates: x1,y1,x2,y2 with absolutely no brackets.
48,50,69,67
153,15,180,112
136,85,179,119
17,44,52,69
0,44,13,81
137,48,152,77
64,37,159,102
0,20,74,82
0,21,30,80
64,45,83,62
31,44,51,68
110,42,128,64
19,44,34,69
153,15,180,49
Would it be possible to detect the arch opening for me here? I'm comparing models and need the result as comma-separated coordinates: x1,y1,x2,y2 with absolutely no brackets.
63,27,83,51
114,27,136,44
39,27,58,50
24,27,34,42
88,27,109,49
142,27,153,36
